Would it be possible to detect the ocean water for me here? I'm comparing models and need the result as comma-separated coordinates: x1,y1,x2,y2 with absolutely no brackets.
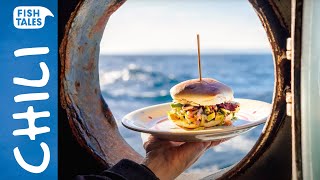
99,54,274,174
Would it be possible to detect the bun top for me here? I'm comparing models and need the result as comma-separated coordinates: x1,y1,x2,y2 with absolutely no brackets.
170,78,234,106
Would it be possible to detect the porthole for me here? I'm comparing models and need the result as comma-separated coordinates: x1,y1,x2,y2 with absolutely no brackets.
59,0,292,179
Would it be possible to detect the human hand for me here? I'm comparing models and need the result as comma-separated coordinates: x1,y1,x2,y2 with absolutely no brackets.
142,136,227,180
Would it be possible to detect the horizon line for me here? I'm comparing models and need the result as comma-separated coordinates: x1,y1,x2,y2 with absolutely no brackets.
99,52,272,56
99,48,272,56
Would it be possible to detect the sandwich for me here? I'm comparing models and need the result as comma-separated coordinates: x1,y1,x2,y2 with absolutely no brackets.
167,78,240,129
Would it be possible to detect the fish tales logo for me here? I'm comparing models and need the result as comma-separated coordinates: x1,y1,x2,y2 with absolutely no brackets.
13,6,54,29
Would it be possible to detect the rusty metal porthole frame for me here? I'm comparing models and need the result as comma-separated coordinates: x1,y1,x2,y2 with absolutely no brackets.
58,0,293,179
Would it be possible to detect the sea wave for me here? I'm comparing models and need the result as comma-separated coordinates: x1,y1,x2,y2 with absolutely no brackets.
212,135,256,153
183,165,220,179
99,55,274,172
99,63,179,99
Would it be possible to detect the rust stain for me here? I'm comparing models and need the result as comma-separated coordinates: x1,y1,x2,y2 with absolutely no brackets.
83,47,96,71
59,0,144,170
89,0,126,38
269,0,291,32
59,0,85,112
75,81,80,91
78,46,84,55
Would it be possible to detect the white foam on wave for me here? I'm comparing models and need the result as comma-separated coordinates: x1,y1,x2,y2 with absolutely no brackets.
211,135,256,153
99,63,176,99
99,69,123,86
182,165,220,179
105,89,169,98
99,63,154,87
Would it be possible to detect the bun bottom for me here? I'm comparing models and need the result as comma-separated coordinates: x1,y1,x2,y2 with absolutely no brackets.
172,120,199,129
169,118,225,129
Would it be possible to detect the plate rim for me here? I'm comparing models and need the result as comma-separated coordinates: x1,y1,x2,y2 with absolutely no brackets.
121,98,271,136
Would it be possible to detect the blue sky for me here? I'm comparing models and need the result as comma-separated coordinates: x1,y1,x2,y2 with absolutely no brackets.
100,0,271,54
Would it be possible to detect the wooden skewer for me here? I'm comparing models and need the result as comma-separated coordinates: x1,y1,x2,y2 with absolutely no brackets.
197,34,202,81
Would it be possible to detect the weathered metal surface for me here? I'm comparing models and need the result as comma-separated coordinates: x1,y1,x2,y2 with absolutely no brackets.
59,0,142,178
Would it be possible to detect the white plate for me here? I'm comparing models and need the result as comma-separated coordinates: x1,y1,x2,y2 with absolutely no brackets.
122,98,271,142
